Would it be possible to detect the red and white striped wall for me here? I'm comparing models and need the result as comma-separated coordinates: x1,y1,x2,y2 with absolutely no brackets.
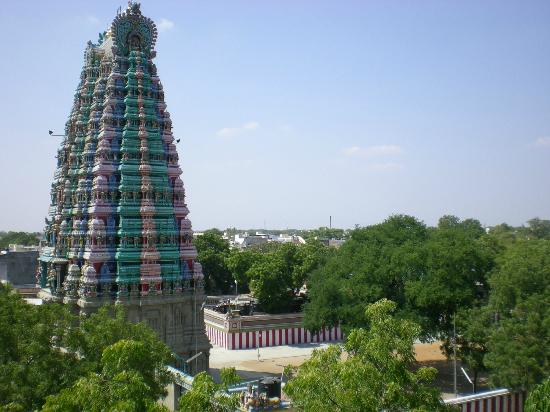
206,325,343,350
445,389,525,412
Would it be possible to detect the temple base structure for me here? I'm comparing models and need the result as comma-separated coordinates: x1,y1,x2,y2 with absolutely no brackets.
38,287,211,374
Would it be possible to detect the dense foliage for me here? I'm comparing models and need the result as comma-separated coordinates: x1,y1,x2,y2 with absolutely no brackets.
0,284,173,411
284,299,452,412
178,367,240,412
483,239,550,390
246,242,331,313
0,231,40,249
524,377,550,412
42,340,170,412
194,230,233,294
303,215,550,391
300,227,347,241
196,217,549,392
0,286,80,411
195,229,332,312
303,215,495,337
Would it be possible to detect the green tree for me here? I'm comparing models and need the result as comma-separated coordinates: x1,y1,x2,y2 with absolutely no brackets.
67,305,174,373
291,240,331,290
284,299,450,412
442,307,492,393
42,340,170,412
483,239,550,390
302,227,346,242
524,377,550,412
242,242,329,313
405,216,497,337
484,296,549,390
194,230,232,293
0,285,174,410
0,231,40,248
178,367,240,412
525,217,550,240
225,248,263,294
488,239,550,313
304,215,428,333
488,223,519,245
0,284,80,411
248,257,293,313
219,367,241,389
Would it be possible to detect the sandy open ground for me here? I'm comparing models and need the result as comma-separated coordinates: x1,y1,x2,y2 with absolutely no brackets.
209,340,479,397
210,341,446,378
210,341,445,374
210,342,331,378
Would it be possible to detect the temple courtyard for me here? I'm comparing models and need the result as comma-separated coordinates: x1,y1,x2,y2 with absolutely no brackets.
209,341,486,398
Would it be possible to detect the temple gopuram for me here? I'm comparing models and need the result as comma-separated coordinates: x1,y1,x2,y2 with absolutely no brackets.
37,2,210,374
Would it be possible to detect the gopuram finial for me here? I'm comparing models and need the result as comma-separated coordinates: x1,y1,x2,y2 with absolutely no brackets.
127,1,141,14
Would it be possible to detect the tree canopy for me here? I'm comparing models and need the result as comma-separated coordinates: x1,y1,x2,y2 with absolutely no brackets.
524,377,550,412
225,248,263,294
303,214,496,338
0,231,40,248
284,299,451,412
42,340,171,412
405,216,496,335
0,284,80,410
194,230,232,294
303,214,550,392
482,239,550,390
246,242,331,313
0,284,174,411
178,367,240,412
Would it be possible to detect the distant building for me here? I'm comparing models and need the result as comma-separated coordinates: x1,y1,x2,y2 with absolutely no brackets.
269,234,306,245
316,237,346,248
228,232,306,249
204,296,342,350
7,244,40,252
233,232,268,249
328,238,345,248
0,249,39,286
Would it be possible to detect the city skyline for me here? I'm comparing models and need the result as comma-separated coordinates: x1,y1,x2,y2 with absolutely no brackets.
0,0,549,231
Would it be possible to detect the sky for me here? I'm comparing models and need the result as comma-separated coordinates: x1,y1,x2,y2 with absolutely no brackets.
0,0,549,232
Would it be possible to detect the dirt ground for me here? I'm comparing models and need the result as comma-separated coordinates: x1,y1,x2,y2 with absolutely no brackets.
415,341,447,361
414,342,489,397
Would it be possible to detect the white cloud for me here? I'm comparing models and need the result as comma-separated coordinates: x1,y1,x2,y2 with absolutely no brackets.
342,146,361,156
157,18,175,32
533,137,550,148
217,121,260,138
342,144,404,158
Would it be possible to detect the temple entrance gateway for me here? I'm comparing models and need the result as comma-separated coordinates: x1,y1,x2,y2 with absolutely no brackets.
37,2,210,372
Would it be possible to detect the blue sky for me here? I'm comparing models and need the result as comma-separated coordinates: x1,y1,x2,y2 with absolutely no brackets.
0,0,549,231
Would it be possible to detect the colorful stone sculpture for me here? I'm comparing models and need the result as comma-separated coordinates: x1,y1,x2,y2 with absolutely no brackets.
38,2,209,373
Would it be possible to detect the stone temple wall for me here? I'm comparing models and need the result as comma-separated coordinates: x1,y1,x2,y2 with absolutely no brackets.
0,251,39,285
204,308,342,350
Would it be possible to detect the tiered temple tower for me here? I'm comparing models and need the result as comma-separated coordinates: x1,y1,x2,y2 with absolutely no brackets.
38,2,210,374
